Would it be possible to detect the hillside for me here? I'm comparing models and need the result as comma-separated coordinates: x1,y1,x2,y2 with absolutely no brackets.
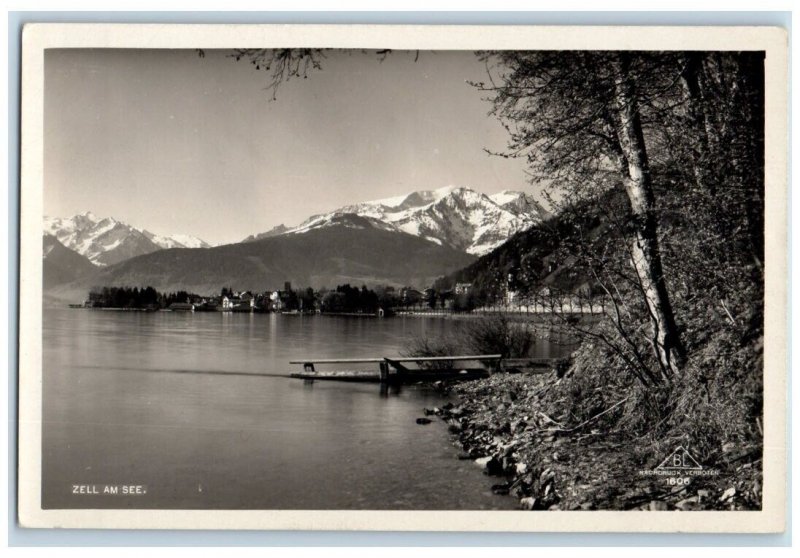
43,234,98,289
74,215,475,294
434,190,621,298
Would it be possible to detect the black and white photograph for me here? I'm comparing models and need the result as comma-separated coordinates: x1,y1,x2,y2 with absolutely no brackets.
17,24,788,532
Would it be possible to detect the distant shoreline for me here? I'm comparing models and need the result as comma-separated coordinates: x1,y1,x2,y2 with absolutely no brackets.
62,306,602,324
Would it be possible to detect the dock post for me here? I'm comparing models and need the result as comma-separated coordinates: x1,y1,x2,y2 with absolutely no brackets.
379,361,389,383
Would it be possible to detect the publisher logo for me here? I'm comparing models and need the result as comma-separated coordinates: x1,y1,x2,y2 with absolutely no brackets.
656,446,703,471
638,446,718,487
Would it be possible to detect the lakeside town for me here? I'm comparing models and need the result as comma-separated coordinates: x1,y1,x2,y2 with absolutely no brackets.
75,280,607,316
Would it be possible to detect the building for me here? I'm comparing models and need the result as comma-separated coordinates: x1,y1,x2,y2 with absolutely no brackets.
505,289,518,306
454,282,472,295
400,287,422,305
269,291,283,311
240,292,254,306
168,302,195,312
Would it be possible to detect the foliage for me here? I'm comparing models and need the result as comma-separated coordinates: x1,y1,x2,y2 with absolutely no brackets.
462,315,536,359
87,286,201,309
404,314,537,365
320,284,380,314
464,50,766,504
473,50,764,385
402,335,462,370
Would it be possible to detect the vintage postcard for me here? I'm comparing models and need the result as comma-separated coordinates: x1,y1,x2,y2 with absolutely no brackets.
17,24,787,531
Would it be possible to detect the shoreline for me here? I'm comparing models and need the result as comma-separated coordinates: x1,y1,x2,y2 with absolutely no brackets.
426,372,762,511
62,305,600,323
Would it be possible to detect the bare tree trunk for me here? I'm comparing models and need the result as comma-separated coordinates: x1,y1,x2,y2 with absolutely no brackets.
612,53,686,381
680,53,715,195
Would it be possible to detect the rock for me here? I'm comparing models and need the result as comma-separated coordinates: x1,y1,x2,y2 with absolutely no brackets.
521,473,534,487
491,483,511,495
423,407,439,416
648,500,668,511
675,496,700,511
515,463,528,475
446,418,462,430
495,421,511,434
719,487,736,502
519,497,536,510
415,417,432,425
500,441,518,455
722,442,736,453
485,456,505,476
474,456,492,468
697,489,710,501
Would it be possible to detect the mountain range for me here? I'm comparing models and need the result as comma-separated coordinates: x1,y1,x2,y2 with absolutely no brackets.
70,214,475,295
243,186,548,256
42,186,548,299
43,212,210,267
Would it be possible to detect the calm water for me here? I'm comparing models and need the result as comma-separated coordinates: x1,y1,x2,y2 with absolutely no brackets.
42,308,571,510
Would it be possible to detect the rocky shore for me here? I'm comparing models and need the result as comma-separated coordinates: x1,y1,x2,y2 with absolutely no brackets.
422,372,762,511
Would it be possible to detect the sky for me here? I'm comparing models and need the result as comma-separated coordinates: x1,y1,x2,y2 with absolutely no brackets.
44,48,536,246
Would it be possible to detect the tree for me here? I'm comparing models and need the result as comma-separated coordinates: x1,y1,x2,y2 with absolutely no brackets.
219,47,764,388
609,53,686,378
475,51,688,382
225,49,327,99
221,48,418,99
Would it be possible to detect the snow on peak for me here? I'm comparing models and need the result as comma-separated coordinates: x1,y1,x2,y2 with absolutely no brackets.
144,230,211,250
435,185,464,196
168,234,211,249
43,211,211,265
489,190,525,206
266,186,547,256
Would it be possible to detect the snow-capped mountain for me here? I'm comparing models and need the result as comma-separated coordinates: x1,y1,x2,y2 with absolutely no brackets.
43,212,211,267
241,224,291,243
142,231,211,250
272,186,549,256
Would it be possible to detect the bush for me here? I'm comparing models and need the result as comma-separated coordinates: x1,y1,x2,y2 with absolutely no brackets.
403,315,538,372
463,315,535,359
402,335,463,369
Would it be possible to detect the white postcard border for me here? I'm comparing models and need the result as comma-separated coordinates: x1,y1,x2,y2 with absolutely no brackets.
17,23,789,532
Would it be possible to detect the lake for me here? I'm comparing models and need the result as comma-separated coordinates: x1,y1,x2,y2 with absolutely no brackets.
42,308,573,510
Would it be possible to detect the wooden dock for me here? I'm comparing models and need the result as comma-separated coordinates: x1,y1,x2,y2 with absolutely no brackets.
288,354,561,384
